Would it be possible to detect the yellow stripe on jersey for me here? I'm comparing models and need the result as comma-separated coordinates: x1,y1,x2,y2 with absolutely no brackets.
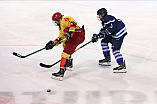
69,26,76,32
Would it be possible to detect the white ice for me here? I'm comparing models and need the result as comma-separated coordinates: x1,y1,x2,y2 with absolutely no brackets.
0,0,157,104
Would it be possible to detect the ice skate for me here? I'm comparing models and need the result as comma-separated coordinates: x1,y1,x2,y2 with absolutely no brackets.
113,60,127,73
66,58,73,71
99,55,111,66
51,68,66,81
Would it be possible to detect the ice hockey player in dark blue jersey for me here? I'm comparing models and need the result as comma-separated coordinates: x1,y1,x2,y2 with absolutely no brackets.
91,8,127,73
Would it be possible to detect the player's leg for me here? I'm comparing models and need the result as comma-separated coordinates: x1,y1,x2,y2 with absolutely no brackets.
111,35,126,73
62,41,73,70
51,31,85,81
63,31,85,70
51,54,75,81
99,36,112,66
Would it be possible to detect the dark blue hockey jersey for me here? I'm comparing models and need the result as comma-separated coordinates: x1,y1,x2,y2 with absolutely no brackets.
102,15,127,38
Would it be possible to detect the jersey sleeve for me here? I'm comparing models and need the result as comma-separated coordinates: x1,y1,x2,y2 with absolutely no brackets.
103,15,117,35
53,27,66,46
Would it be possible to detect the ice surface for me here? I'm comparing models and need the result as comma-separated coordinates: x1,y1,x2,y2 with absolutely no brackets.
0,0,157,104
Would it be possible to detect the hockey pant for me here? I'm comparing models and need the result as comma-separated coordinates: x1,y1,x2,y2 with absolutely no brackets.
60,28,85,68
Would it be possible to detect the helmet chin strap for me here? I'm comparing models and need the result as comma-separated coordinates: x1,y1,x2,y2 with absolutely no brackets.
57,19,61,26
52,19,61,26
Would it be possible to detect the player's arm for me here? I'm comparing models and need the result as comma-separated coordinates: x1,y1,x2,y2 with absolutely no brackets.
53,37,63,45
45,29,65,50
45,37,63,50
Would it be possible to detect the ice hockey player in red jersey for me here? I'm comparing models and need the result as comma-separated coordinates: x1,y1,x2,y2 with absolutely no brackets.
91,8,127,73
45,12,85,80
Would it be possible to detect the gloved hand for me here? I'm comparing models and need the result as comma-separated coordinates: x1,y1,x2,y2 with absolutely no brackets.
98,28,106,38
45,40,55,50
91,34,98,43
65,31,73,41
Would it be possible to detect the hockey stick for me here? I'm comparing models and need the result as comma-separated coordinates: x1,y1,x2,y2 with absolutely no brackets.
12,39,65,58
39,40,92,68
13,48,45,58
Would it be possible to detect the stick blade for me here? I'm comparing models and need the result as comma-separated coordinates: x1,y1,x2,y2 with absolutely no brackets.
12,52,25,58
39,63,52,68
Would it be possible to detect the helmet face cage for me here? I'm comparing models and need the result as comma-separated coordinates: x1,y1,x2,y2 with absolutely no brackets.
97,15,101,21
52,18,61,26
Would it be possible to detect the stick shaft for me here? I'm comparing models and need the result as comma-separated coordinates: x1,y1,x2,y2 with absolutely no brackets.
24,48,45,57
40,40,92,68
13,39,65,58
74,41,91,52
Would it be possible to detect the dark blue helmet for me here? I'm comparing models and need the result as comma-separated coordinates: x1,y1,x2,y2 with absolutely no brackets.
97,8,107,16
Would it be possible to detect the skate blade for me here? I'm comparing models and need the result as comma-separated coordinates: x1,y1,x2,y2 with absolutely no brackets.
99,62,111,66
51,76,63,81
113,69,127,73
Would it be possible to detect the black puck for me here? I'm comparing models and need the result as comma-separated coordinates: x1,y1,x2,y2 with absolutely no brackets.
47,89,51,92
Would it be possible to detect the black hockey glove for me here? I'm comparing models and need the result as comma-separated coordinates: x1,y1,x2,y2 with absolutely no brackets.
45,40,55,50
91,34,98,43
98,28,106,38
65,31,73,41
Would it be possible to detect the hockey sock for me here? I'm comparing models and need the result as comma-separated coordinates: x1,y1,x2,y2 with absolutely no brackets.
101,39,110,57
60,57,72,68
60,57,67,68
112,49,123,65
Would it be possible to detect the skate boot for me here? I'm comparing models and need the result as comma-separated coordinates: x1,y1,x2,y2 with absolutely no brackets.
113,60,127,73
51,68,66,81
66,58,73,71
99,55,111,66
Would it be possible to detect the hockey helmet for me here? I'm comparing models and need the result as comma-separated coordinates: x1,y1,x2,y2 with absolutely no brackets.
97,8,107,16
52,12,63,21
52,12,63,26
97,8,107,21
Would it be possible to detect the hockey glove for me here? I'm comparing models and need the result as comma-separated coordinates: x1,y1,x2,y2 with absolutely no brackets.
91,34,98,43
45,40,55,50
98,28,106,38
65,31,73,41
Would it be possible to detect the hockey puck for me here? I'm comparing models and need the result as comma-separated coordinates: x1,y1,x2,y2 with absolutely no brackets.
47,89,51,92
